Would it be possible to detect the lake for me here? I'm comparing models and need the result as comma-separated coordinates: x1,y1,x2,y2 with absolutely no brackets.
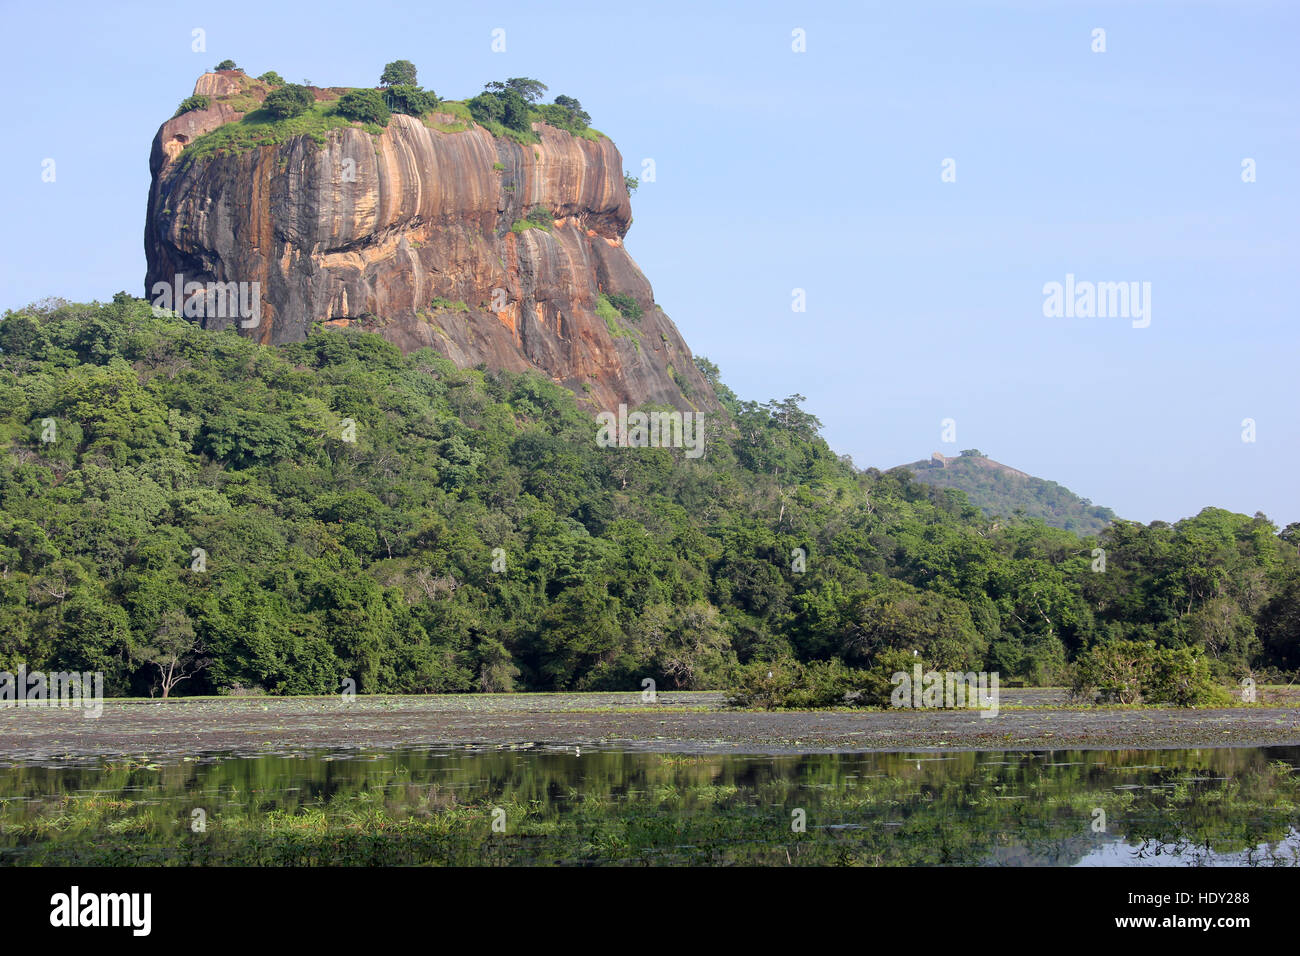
2,745,1297,865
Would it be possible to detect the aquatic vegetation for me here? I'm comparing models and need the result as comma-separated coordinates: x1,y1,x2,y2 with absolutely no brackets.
0,747,1297,866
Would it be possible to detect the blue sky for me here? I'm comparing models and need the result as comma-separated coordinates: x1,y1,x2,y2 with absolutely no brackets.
2,0,1296,525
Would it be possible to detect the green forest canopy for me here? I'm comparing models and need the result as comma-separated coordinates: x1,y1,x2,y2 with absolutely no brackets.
0,298,1297,697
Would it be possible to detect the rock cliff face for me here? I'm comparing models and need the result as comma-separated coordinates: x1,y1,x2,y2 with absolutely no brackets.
145,73,713,412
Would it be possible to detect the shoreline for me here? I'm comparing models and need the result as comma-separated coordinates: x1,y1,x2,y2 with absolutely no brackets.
2,690,1298,763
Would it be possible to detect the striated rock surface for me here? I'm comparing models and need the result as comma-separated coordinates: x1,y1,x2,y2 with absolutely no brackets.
145,74,714,412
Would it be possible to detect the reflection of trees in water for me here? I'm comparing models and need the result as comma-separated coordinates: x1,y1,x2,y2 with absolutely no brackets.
1115,826,1300,867
1,747,1298,865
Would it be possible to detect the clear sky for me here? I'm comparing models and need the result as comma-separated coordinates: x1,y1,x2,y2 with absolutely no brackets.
1,0,1296,525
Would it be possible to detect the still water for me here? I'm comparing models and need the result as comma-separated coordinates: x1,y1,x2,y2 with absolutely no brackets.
1,746,1297,865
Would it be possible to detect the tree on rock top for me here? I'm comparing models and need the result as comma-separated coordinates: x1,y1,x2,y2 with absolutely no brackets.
470,78,550,133
262,84,314,119
173,94,210,117
487,77,548,103
337,88,391,126
384,84,439,117
380,60,418,87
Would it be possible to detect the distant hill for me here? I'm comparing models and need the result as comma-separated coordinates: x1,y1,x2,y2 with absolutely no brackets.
897,451,1117,535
